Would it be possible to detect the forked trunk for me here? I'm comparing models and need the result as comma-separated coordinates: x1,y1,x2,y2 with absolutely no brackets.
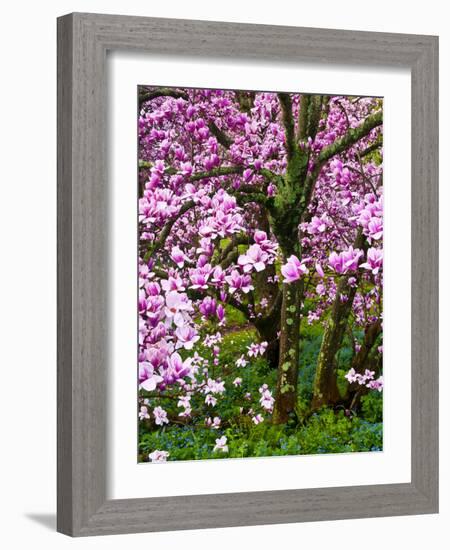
311,275,359,409
312,231,367,409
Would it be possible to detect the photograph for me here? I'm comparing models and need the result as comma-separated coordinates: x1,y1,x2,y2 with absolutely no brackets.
138,87,384,462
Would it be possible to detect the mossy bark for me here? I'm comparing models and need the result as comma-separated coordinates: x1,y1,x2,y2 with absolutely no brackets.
311,275,359,409
272,278,303,424
312,231,367,409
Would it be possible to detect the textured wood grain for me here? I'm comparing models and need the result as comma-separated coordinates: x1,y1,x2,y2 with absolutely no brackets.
57,13,74,535
57,12,439,537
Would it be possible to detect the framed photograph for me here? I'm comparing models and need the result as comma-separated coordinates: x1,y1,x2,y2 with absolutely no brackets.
57,12,438,536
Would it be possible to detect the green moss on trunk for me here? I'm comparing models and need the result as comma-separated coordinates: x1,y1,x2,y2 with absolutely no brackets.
272,278,303,424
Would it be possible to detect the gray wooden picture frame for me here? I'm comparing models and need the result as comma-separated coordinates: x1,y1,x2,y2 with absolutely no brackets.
57,12,439,537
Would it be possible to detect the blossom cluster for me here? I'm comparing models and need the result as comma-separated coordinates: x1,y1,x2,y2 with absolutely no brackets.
345,368,384,392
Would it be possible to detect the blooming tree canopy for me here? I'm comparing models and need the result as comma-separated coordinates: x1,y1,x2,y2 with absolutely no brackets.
138,87,383,459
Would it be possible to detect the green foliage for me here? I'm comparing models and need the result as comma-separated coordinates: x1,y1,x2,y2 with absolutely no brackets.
139,408,382,461
360,391,383,423
297,322,323,402
139,323,383,462
223,304,248,327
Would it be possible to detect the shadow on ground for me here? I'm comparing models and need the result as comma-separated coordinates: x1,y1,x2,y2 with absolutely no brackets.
26,513,56,531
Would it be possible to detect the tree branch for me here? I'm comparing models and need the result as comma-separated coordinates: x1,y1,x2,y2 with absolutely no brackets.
227,295,252,318
218,234,252,268
360,137,382,158
233,191,269,208
235,91,256,114
260,288,283,325
139,160,177,174
317,110,382,167
306,95,324,142
208,121,234,149
278,93,296,161
297,94,311,141
143,200,196,261
302,110,382,208
259,168,284,187
189,165,244,182
139,87,188,107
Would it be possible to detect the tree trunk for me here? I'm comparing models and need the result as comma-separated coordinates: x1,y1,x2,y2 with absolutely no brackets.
345,320,382,409
350,319,382,377
311,274,359,409
254,319,280,370
272,278,303,424
253,278,282,370
312,231,367,409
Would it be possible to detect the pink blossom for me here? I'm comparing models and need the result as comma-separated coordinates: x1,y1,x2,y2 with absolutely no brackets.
247,341,268,357
315,263,325,277
225,269,254,294
238,244,268,273
196,237,213,257
179,161,192,176
308,215,328,235
267,183,277,197
189,271,210,290
204,153,220,170
281,255,309,283
345,368,359,383
211,265,225,284
236,355,248,368
345,367,381,391
148,450,169,463
254,230,268,244
153,406,169,426
161,352,193,385
170,245,187,268
139,406,150,420
367,376,384,392
204,378,226,394
316,283,326,296
211,416,221,429
161,275,185,292
360,247,383,275
328,246,363,274
177,395,192,416
367,217,383,240
203,332,223,347
252,414,264,425
217,304,226,323
199,296,217,317
259,385,274,411
139,362,163,391
233,377,242,387
213,436,229,453
174,325,200,350
164,291,193,327
205,394,217,407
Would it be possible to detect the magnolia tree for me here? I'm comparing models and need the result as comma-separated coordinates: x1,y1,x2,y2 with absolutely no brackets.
138,87,383,457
